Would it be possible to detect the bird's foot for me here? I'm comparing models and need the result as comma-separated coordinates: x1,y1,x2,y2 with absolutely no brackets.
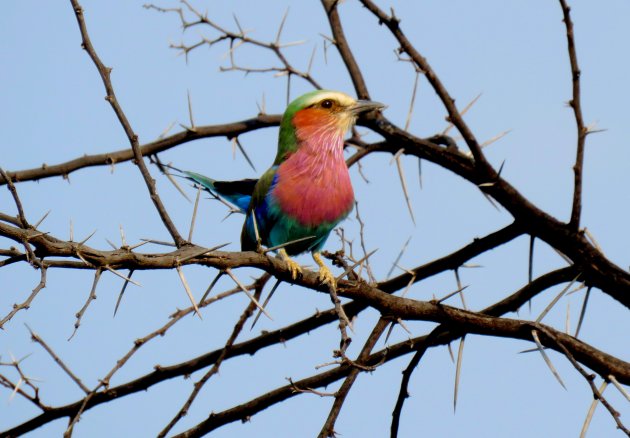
313,252,336,290
279,248,302,280
317,265,337,290
285,258,302,280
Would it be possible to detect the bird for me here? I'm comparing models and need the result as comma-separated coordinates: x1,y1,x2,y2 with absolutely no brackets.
180,90,384,288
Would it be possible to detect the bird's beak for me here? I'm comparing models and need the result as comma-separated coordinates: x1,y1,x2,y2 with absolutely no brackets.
349,99,386,115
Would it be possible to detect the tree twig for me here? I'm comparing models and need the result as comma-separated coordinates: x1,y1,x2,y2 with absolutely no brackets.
69,0,185,247
558,0,588,230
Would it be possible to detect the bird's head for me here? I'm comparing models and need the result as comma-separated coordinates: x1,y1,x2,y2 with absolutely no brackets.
276,90,385,162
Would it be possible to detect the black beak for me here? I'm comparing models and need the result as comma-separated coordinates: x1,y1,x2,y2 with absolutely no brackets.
349,99,386,115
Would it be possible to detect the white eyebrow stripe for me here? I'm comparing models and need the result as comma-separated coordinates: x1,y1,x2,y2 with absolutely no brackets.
302,91,355,107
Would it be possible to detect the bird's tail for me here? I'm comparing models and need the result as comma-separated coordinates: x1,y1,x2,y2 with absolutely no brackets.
158,162,255,213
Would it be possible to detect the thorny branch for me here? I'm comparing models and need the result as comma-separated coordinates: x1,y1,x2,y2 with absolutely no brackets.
157,274,269,437
390,326,444,438
359,0,488,167
70,0,185,247
0,115,280,186
0,268,47,328
321,0,371,100
146,0,322,92
559,0,588,230
318,318,389,438
2,256,627,436
0,354,48,411
539,326,630,436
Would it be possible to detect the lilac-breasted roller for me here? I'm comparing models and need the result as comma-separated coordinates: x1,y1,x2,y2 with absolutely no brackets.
184,90,384,287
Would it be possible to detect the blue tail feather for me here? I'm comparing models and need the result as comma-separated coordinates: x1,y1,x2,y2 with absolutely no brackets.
183,171,255,213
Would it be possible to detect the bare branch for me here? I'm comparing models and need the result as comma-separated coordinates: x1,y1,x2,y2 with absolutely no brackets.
321,0,371,99
318,318,389,438
558,0,588,230
71,0,186,246
68,268,102,340
0,115,280,186
0,268,47,329
158,275,268,437
359,0,488,165
27,325,90,394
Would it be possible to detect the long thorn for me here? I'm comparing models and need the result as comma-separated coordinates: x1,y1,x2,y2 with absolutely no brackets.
119,224,127,247
454,268,467,309
387,236,411,279
436,285,469,304
528,236,535,284
105,266,141,287
443,93,481,135
395,155,415,225
179,243,230,263
199,271,225,304
453,336,465,412
531,329,566,389
176,265,202,319
275,7,290,44
187,89,195,130
264,236,315,253
225,268,272,320
608,375,630,402
251,278,282,330
34,210,51,229
113,270,134,317
580,380,607,438
188,186,202,242
574,286,591,338
233,137,256,171
536,274,580,323
251,211,261,250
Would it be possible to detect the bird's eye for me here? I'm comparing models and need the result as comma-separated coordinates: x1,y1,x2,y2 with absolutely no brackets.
320,99,334,109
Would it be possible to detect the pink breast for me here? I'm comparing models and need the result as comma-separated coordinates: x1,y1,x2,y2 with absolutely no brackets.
273,153,354,226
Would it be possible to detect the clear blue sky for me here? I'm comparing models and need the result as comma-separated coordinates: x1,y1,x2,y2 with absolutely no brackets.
2,1,629,437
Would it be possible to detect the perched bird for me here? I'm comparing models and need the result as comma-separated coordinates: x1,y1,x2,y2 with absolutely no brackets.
183,90,384,288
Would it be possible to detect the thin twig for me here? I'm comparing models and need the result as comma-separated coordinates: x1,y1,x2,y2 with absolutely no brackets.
538,325,630,436
69,0,185,246
321,0,370,99
0,168,29,228
559,0,587,230
26,325,90,394
391,327,444,438
69,268,102,340
359,0,487,166
318,318,389,438
158,275,268,437
0,268,47,328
